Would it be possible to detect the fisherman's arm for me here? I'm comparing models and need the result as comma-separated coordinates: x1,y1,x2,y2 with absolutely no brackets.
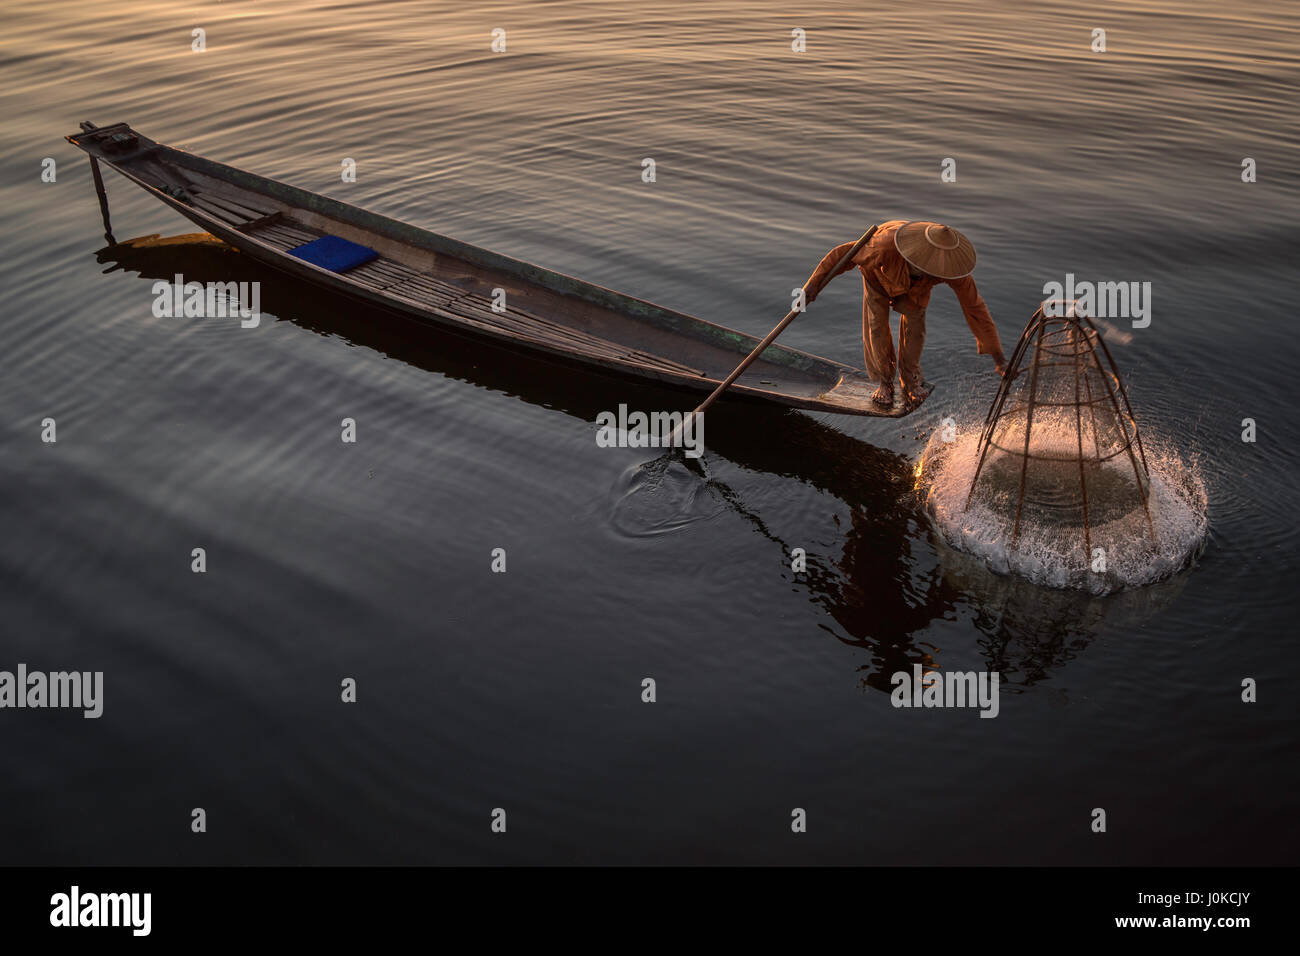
949,276,1008,373
803,241,858,303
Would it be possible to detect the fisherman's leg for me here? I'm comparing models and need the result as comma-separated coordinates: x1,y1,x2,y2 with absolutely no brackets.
860,281,883,378
863,284,896,406
897,304,930,405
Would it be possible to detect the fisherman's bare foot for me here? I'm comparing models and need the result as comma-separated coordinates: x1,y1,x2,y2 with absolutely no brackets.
871,383,895,407
903,384,932,408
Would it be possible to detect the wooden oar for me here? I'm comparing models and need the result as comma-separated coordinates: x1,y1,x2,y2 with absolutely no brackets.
665,224,878,451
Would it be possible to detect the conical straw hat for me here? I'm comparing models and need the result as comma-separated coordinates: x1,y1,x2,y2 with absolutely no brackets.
894,221,977,279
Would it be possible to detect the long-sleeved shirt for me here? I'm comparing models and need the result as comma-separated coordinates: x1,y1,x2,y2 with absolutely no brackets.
806,220,1004,357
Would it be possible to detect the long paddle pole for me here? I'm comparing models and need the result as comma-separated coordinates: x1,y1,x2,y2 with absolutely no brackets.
79,123,116,245
665,224,878,451
88,156,116,245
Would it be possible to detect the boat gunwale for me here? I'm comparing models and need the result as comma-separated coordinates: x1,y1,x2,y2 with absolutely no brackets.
88,129,838,375
66,123,919,417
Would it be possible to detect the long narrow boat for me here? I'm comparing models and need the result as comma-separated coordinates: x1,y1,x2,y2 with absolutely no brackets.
67,122,920,416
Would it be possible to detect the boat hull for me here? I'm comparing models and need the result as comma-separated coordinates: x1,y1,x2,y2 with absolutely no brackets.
67,123,926,417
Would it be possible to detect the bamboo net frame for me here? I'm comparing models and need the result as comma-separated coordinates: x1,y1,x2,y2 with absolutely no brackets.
964,300,1155,553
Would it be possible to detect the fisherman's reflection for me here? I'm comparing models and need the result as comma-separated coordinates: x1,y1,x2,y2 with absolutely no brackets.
99,233,1183,698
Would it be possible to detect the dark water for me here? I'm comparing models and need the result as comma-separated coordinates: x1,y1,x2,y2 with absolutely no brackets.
2,0,1298,864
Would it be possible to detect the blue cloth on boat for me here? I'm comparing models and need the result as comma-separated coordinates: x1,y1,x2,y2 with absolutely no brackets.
287,234,379,273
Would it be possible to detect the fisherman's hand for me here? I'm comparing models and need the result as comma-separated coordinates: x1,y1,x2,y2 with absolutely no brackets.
803,286,817,306
993,353,1010,377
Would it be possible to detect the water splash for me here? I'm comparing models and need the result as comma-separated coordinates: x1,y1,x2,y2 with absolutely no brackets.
607,455,728,539
917,420,1208,593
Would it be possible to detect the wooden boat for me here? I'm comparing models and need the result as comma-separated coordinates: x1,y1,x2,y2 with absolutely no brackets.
67,122,922,417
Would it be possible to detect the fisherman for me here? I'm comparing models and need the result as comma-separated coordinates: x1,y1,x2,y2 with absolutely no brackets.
804,220,1008,408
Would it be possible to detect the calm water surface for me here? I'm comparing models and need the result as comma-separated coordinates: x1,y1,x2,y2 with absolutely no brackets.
1,0,1298,864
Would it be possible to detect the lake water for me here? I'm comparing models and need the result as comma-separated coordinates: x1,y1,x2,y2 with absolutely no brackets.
2,0,1297,864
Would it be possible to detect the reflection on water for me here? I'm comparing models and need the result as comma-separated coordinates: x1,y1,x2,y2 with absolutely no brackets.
7,0,1296,863
101,232,1190,697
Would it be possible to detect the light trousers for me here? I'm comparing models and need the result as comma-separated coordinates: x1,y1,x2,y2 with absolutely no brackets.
862,276,926,393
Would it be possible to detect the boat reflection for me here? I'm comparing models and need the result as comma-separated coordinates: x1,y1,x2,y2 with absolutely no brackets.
97,233,1185,696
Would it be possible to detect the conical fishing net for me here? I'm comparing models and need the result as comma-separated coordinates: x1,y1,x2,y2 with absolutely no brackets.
965,300,1155,553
